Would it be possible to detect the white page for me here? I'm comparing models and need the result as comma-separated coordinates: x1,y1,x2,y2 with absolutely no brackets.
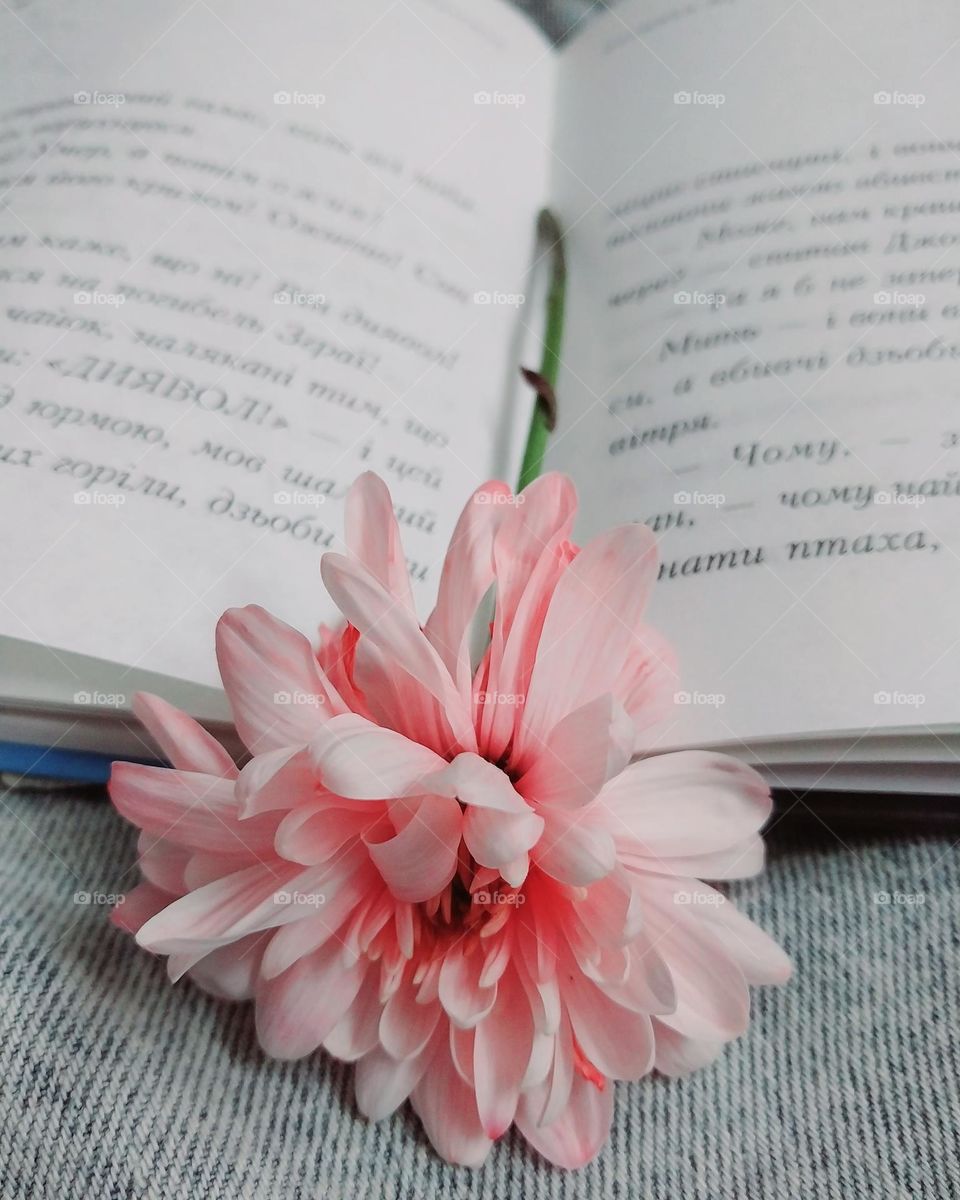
548,0,960,749
0,0,555,689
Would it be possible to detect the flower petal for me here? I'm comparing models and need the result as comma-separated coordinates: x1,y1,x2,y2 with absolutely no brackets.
320,554,475,752
516,1069,613,1169
345,471,415,610
110,881,174,935
256,940,365,1059
136,861,322,956
565,971,655,1081
379,989,441,1060
133,693,238,777
533,809,616,886
517,694,630,810
110,763,278,856
216,606,345,753
423,481,510,696
354,1040,434,1120
438,942,497,1029
235,746,315,817
364,794,461,903
323,966,383,1061
478,473,578,762
186,932,265,1000
463,805,542,877
310,713,447,799
473,966,534,1138
598,751,771,860
516,522,658,765
410,1043,493,1167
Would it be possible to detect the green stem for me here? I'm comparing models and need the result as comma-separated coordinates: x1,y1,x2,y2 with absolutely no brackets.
518,210,566,491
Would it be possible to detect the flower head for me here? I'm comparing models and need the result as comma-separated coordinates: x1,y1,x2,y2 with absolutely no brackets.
109,471,789,1168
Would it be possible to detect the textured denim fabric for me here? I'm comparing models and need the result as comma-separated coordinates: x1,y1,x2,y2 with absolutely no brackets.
1,785,957,1199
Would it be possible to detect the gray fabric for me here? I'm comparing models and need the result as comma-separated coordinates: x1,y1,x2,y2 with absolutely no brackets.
1,785,958,1199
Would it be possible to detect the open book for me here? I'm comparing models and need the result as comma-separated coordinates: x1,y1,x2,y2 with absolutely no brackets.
1,0,957,795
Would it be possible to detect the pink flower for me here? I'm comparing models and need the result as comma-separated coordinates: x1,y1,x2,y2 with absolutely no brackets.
109,471,790,1169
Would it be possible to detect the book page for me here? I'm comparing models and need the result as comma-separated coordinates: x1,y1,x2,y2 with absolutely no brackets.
0,0,554,689
548,0,960,749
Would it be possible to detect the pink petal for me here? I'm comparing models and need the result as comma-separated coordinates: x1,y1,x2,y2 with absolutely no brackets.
256,940,365,1059
533,810,616,886
355,1036,437,1120
136,861,323,956
650,1018,725,1076
529,1012,575,1128
517,694,630,810
622,836,766,881
565,972,655,1081
379,988,441,1060
472,967,534,1137
633,871,751,1041
274,803,372,865
614,624,681,744
235,746,316,817
598,751,771,861
424,480,511,696
320,554,475,752
516,1069,613,1169
410,1044,493,1167
660,880,791,985
259,849,376,978
478,473,578,763
438,942,497,1028
345,471,415,610
427,752,530,812
110,881,174,935
364,794,461,903
136,834,190,894
463,806,542,878
133,693,238,777
186,932,265,1000
310,713,447,800
323,966,383,1062
111,763,278,856
216,605,345,754
516,522,658,765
